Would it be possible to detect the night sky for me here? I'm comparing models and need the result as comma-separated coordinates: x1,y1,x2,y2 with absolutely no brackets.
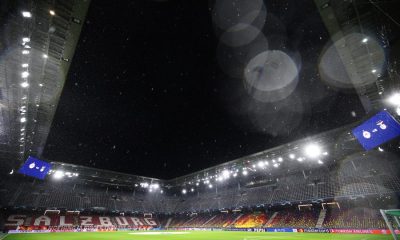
43,0,366,179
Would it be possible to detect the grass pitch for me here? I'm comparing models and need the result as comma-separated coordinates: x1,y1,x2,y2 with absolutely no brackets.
3,231,394,240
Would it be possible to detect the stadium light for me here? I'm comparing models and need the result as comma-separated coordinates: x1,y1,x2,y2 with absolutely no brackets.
387,93,400,106
182,189,187,194
22,37,30,43
222,169,230,179
20,117,26,123
21,71,29,78
22,63,29,68
22,11,32,18
21,82,29,88
22,50,30,55
257,161,264,168
53,170,64,180
304,143,322,159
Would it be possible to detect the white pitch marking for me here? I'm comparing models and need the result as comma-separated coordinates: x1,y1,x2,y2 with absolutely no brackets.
129,232,190,235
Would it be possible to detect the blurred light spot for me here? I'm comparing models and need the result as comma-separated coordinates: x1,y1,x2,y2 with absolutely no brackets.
244,50,299,103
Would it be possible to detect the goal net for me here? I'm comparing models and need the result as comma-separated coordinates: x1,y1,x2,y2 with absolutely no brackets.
380,209,400,240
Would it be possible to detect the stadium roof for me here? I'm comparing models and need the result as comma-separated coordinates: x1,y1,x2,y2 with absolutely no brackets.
0,0,90,174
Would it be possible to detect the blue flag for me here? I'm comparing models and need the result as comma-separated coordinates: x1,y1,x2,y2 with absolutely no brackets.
18,156,52,180
352,110,400,150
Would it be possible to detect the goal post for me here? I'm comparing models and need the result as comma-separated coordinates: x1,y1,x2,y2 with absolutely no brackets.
380,209,400,240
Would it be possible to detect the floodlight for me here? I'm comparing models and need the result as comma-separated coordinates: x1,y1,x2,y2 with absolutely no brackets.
242,169,248,176
43,54,48,59
20,117,26,123
160,190,164,194
278,157,283,162
191,188,194,192
371,69,377,73
53,170,64,179
273,163,279,168
388,93,400,106
182,189,187,194
362,38,368,43
22,11,32,18
22,63,29,68
22,50,30,55
21,71,29,78
49,10,56,16
20,82,29,88
22,37,30,43
257,161,264,168
208,184,213,189
378,147,384,152
289,154,295,159
304,143,322,158
318,160,323,164
222,170,230,178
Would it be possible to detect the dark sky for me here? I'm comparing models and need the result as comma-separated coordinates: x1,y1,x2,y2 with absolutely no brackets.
43,0,366,179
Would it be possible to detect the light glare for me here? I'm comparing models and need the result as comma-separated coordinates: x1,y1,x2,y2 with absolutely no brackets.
388,93,400,106
53,170,64,179
22,11,32,18
20,82,29,88
304,143,322,158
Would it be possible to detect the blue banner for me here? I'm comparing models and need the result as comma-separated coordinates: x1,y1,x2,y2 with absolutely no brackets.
18,156,51,180
352,110,400,150
266,228,295,232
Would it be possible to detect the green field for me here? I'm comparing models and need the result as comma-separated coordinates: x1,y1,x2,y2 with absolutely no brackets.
2,231,394,240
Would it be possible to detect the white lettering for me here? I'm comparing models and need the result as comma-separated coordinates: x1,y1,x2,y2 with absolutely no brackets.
99,217,113,226
59,216,72,226
115,217,128,225
5,215,26,226
144,218,157,226
80,216,93,226
34,216,51,226
130,217,143,226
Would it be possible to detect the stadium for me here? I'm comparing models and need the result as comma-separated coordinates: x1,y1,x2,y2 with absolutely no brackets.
0,0,400,240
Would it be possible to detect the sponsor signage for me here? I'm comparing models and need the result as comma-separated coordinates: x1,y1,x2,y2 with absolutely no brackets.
352,110,400,150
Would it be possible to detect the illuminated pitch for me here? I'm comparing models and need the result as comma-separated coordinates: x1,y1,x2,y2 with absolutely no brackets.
3,231,393,240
